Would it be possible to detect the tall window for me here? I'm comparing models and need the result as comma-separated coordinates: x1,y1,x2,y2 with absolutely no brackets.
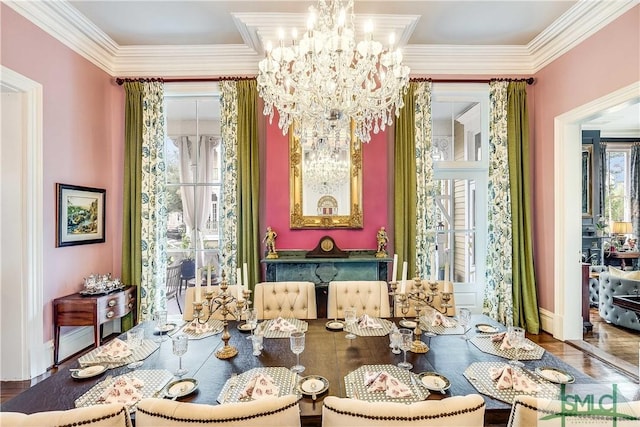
431,84,489,309
603,144,632,224
164,90,222,281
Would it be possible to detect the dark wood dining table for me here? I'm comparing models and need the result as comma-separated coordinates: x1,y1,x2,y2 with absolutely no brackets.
1,315,596,426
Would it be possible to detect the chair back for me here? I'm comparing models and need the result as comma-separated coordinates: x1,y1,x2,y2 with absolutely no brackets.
135,395,300,427
166,264,182,313
254,281,317,320
182,285,241,321
327,281,391,319
321,394,485,427
508,395,640,426
0,403,131,427
393,279,456,317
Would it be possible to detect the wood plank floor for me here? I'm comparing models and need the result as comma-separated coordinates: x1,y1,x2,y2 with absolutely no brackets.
2,311,639,422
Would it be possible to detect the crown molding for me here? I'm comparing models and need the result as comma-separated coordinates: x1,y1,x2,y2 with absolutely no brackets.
528,0,638,73
5,0,637,77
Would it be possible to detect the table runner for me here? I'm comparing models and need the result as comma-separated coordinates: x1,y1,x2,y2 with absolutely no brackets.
77,339,159,368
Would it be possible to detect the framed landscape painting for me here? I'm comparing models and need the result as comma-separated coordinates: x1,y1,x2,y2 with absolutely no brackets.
56,183,106,247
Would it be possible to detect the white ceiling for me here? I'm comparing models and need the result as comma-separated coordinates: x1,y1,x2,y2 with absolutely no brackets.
5,0,638,135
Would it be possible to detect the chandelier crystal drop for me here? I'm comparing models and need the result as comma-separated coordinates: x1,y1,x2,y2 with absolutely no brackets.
257,0,410,144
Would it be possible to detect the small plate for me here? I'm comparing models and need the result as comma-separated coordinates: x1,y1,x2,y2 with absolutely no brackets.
237,323,256,332
399,319,417,328
155,323,177,334
298,375,329,396
325,320,344,331
476,323,499,334
535,366,575,384
418,372,451,391
71,365,107,379
164,378,199,398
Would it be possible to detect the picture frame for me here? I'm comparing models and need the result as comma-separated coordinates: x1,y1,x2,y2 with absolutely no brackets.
56,183,106,247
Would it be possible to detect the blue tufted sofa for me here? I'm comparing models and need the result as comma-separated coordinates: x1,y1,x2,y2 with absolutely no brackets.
588,265,608,307
598,271,640,331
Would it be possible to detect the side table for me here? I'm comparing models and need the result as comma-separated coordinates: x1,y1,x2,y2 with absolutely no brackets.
53,286,136,365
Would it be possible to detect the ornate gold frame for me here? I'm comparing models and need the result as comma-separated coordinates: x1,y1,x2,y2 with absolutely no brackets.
289,122,363,229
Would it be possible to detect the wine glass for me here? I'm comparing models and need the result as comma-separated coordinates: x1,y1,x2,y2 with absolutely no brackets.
172,334,189,377
289,331,305,373
389,329,401,355
507,326,525,367
397,328,413,369
126,328,145,369
344,307,357,340
246,308,258,338
154,310,168,343
457,308,471,340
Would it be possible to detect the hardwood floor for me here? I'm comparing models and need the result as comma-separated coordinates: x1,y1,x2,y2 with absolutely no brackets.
2,309,639,409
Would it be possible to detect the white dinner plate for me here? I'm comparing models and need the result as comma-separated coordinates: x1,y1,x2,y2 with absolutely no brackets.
534,366,575,384
155,323,177,334
237,323,256,332
325,320,344,331
399,319,418,328
164,378,199,398
475,323,500,334
418,372,451,391
298,375,329,396
71,365,108,379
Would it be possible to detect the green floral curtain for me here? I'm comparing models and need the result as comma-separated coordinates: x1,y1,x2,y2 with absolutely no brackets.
414,82,436,279
122,81,166,322
484,81,514,326
219,81,239,285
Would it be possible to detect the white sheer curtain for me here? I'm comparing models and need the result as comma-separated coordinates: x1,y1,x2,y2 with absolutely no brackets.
176,135,218,267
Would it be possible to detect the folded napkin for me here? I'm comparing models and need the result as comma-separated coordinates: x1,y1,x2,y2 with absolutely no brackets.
268,317,297,332
184,320,215,334
491,332,534,351
364,371,413,398
357,314,383,329
489,365,539,393
97,338,132,360
99,375,144,405
239,373,280,400
432,313,456,328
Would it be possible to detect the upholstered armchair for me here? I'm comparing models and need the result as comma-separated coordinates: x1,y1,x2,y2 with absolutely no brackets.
135,395,301,427
598,271,640,331
182,285,241,321
0,403,131,427
327,281,391,319
253,281,317,320
321,394,485,427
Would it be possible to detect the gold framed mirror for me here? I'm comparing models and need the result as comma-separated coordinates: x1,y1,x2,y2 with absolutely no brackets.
289,121,363,229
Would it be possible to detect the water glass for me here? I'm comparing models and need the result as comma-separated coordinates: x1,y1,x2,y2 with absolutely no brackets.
397,328,413,369
172,334,189,377
126,328,145,369
154,310,168,342
507,326,525,367
246,308,258,336
251,334,264,356
290,331,305,373
457,307,471,340
344,307,357,340
389,329,401,355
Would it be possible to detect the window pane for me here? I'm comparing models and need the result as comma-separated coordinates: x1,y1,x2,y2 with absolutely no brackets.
605,149,630,223
432,101,481,162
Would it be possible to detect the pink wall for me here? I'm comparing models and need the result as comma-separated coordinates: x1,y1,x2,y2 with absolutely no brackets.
263,116,390,252
531,5,639,311
1,5,125,342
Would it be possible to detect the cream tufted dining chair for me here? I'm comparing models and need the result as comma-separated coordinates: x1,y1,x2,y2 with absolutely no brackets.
0,403,132,427
327,281,391,319
393,279,457,317
182,285,241,321
507,395,640,426
135,395,301,427
321,394,485,427
253,281,317,320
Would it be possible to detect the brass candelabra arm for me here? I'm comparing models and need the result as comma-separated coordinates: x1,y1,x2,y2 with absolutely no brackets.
410,303,429,354
440,291,453,315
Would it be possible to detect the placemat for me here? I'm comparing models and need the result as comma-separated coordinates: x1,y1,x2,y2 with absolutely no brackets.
180,318,224,340
78,339,159,368
262,318,309,339
216,367,302,403
470,335,545,360
419,319,465,335
345,318,394,337
464,362,559,405
74,369,173,409
344,364,430,403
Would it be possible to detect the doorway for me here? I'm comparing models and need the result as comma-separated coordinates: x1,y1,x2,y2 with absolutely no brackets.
554,82,640,344
0,66,45,380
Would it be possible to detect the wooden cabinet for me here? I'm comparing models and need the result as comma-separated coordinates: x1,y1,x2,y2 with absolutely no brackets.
53,286,136,365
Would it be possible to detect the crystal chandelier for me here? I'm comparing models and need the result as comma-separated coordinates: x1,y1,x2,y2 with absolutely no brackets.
257,0,410,144
303,137,350,194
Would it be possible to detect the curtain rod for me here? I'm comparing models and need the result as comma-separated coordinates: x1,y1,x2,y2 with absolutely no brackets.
116,76,535,85
412,77,535,85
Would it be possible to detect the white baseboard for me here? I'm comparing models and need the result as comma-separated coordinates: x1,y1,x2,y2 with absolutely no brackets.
539,307,554,335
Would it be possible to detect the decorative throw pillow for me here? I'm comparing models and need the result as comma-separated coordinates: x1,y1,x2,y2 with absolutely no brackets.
608,266,640,280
